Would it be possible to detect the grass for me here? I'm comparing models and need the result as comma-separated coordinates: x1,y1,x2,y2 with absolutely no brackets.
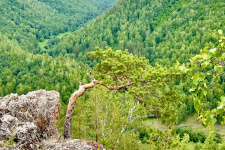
144,118,167,130
56,32,71,39
187,142,197,150
144,114,225,141
38,32,71,50
144,115,225,149
38,38,49,50
179,115,225,141
214,123,225,141
177,114,207,134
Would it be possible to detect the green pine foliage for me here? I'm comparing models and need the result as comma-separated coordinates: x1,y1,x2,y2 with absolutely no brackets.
88,47,185,126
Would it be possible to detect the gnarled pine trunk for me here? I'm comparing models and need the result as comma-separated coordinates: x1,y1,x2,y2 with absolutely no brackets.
64,80,100,138
64,72,132,139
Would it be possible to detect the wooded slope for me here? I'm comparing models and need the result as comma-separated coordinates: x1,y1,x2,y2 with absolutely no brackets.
53,0,225,66
0,0,117,53
0,34,90,103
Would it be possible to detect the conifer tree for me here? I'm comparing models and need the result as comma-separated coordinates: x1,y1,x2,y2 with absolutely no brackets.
64,47,185,138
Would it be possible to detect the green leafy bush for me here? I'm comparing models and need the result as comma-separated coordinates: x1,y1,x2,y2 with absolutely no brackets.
174,126,206,143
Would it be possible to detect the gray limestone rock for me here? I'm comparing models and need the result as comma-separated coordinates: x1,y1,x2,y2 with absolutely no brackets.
42,139,94,150
0,114,18,139
15,122,39,149
0,90,104,150
0,90,60,149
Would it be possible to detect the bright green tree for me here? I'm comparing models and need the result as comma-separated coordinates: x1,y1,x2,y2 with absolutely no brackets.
177,31,225,127
64,47,186,138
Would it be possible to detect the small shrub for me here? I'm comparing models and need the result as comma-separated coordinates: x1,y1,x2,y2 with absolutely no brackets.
174,126,207,143
212,132,222,144
138,128,150,143
197,131,206,143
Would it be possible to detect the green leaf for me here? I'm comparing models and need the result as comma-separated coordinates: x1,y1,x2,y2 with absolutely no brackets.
178,65,188,73
218,29,223,35
212,33,217,39
199,92,204,99
199,73,205,81
207,53,213,59
194,99,201,112
201,54,208,60
214,66,219,72
211,118,217,125
215,76,220,82
194,113,199,119
189,88,196,92
201,60,210,68
220,96,225,102
193,80,199,86
216,109,224,114
217,103,224,109
192,74,199,80
203,90,207,96
209,48,217,53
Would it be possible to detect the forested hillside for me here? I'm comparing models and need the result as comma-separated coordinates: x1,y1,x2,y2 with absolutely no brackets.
0,34,90,103
53,0,225,66
0,0,117,53
48,0,225,125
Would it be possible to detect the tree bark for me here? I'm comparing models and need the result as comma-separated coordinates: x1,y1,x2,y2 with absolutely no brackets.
64,72,131,139
95,89,98,142
64,80,100,139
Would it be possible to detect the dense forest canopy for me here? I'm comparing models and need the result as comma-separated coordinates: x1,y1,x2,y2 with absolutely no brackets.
0,0,117,53
53,0,225,66
0,0,225,149
0,34,90,103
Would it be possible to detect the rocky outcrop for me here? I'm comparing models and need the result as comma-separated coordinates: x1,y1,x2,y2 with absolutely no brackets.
0,90,60,149
42,139,103,150
0,90,104,150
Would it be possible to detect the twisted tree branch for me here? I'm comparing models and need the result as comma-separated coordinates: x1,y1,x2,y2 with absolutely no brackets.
64,72,132,139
